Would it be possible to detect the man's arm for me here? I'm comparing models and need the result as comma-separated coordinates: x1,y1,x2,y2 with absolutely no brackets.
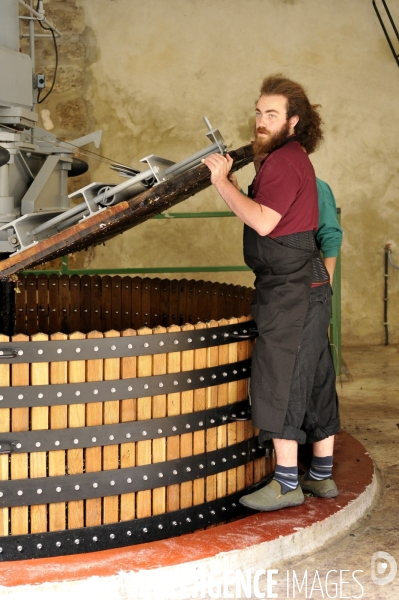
203,153,282,236
323,256,337,284
315,179,343,285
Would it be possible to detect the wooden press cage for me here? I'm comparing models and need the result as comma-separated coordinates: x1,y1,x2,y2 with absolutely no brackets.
0,275,273,561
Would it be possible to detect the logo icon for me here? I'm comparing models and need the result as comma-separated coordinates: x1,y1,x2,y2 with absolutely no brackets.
371,551,397,586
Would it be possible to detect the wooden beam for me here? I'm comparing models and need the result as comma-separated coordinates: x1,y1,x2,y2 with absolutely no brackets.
0,145,253,278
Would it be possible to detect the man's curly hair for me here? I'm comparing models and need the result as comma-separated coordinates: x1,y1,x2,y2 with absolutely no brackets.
260,74,324,154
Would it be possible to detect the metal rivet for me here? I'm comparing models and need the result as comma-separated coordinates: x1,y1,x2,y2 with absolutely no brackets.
110,533,115,539
188,338,192,343
75,391,80,396
126,433,131,439
174,340,179,345
199,464,204,469
93,482,98,488
157,429,162,434
159,341,164,346
18,350,23,356
110,480,115,486
56,487,61,492
35,442,41,447
232,454,237,459
172,426,177,431
37,543,42,549
57,349,62,354
143,475,148,480
74,539,79,545
57,392,62,397
93,389,98,395
187,378,192,384
211,510,215,515
232,503,236,507
92,437,97,443
17,546,22,552
159,382,164,388
74,439,79,444
186,467,191,472
158,524,163,529
37,489,42,494
210,419,215,424
76,348,81,353
172,521,177,526
38,349,43,355
128,344,132,349
127,478,132,484
222,506,227,511
222,457,227,462
75,485,80,491
18,394,23,400
94,346,99,351
144,384,149,390
186,424,190,429
212,374,216,379
199,514,204,519
199,421,204,427
144,342,149,348
0,396,3,401
211,461,216,466
127,531,132,536
223,372,227,377
233,370,237,375
142,431,147,436
158,473,163,478
109,435,114,441
56,541,61,547
200,376,204,381
16,443,22,449
128,386,132,392
186,518,191,523
17,490,23,496
200,336,205,341
143,528,148,533
173,380,178,386
173,470,178,475
111,345,116,351
38,393,43,399
93,536,98,542
111,387,116,393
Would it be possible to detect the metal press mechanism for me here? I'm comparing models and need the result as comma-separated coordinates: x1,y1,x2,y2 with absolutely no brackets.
0,0,227,256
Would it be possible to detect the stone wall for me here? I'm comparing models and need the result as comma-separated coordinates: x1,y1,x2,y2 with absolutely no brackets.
32,0,399,345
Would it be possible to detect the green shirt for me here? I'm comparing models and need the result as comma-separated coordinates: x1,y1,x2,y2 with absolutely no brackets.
315,178,343,258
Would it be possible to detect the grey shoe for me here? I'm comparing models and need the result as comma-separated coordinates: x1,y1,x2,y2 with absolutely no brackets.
239,479,304,512
299,473,338,498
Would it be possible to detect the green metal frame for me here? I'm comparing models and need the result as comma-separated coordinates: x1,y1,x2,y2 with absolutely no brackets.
22,210,342,374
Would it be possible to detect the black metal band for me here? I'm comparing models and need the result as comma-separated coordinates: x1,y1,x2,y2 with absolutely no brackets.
0,474,272,562
0,358,251,409
0,321,257,364
0,399,251,453
0,437,263,508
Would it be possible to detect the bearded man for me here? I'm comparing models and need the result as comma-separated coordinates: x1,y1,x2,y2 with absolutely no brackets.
203,74,340,512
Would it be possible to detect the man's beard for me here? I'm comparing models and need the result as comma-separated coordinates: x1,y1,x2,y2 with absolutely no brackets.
252,121,292,167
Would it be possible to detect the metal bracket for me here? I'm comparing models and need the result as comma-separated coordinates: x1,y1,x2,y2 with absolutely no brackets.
140,155,176,183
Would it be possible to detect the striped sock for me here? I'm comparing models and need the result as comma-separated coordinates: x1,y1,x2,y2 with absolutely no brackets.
308,455,333,481
273,465,298,493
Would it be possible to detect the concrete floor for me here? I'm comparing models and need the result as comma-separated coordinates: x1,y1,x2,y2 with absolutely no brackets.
254,344,399,599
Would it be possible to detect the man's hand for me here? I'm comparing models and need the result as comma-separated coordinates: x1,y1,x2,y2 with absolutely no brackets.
202,153,233,187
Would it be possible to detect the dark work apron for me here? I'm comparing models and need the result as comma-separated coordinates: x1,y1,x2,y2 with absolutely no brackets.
244,224,320,432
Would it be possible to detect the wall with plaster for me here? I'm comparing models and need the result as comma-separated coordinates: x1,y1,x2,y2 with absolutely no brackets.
35,0,399,345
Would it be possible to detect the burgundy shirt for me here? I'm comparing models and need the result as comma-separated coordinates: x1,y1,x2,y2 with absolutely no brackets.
252,138,318,237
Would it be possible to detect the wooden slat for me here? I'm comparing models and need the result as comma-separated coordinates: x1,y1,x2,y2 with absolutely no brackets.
59,275,70,334
205,321,219,504
80,275,92,333
15,275,26,334
186,280,196,324
121,277,132,331
225,284,234,320
0,334,10,535
136,327,152,518
49,332,68,532
159,279,170,328
210,282,220,321
102,329,120,525
102,276,113,332
201,281,212,323
193,280,204,324
48,275,60,334
177,279,188,326
165,324,181,512
37,275,49,334
30,333,49,533
67,331,86,529
141,278,151,328
179,323,194,509
10,334,29,535
69,275,81,334
216,318,228,500
149,278,161,329
131,276,142,330
193,321,206,505
226,317,238,496
169,279,179,326
85,330,104,527
120,328,137,521
111,276,122,331
90,275,102,332
152,326,167,516
26,274,37,335
236,315,250,491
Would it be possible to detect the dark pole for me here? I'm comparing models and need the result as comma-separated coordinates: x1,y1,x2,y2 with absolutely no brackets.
0,279,15,336
384,244,389,346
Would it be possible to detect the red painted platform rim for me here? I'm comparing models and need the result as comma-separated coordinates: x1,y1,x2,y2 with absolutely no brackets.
0,431,374,588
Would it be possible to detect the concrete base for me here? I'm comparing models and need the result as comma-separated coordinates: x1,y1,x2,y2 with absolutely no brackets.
0,431,376,599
